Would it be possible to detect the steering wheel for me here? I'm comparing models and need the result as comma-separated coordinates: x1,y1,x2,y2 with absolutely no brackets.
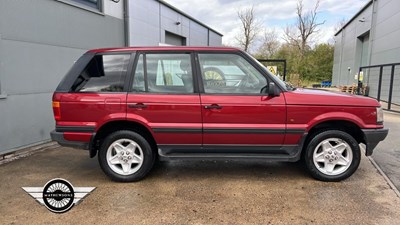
239,75,257,89
203,67,226,87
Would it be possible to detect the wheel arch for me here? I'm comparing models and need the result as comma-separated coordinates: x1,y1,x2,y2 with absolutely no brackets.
300,120,365,159
90,120,157,158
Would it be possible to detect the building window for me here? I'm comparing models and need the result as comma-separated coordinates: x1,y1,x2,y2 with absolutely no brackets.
71,0,101,10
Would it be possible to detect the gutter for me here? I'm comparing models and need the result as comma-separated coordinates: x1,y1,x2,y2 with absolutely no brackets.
334,0,373,36
156,0,223,37
123,0,130,47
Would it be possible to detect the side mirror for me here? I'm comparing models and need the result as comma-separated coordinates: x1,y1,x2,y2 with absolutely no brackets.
268,82,280,96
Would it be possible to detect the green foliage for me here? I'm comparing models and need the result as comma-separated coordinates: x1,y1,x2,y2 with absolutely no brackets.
256,43,334,84
305,44,334,82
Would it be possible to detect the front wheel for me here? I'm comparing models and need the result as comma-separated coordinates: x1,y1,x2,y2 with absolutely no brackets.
304,130,361,182
98,130,155,182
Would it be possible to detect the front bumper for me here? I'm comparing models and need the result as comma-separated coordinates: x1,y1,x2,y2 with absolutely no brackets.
362,128,389,156
50,130,90,150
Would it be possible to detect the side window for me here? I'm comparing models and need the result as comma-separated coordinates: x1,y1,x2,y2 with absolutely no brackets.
71,54,130,92
198,54,267,94
132,53,194,94
132,54,145,92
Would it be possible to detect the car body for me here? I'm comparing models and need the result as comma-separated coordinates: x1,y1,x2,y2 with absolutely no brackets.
51,46,388,182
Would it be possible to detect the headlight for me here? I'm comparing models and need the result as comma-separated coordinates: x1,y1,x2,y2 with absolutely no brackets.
376,107,384,123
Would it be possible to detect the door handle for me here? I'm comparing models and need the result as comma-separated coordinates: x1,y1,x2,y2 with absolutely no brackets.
204,104,222,110
128,103,148,109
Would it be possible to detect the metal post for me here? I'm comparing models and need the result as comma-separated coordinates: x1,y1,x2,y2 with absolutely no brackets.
357,67,363,95
256,59,287,81
123,0,130,47
388,65,395,110
377,66,383,102
283,60,287,81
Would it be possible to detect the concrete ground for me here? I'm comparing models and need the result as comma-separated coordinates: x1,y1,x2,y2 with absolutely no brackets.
1,143,400,224
372,111,400,190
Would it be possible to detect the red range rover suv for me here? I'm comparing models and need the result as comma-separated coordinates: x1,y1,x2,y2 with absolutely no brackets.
51,47,388,182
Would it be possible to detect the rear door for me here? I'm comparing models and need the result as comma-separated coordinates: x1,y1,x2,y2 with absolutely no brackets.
196,52,287,153
127,52,202,151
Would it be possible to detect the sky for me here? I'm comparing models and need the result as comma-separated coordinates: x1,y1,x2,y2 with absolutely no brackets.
163,0,369,48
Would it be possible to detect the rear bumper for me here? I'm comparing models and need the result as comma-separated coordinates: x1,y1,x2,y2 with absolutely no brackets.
50,130,90,150
362,128,389,156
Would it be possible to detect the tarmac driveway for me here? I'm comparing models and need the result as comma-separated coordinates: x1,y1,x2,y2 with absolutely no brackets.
1,144,400,224
372,112,400,191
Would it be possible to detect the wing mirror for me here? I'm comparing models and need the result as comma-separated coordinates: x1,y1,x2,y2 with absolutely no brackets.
262,82,280,96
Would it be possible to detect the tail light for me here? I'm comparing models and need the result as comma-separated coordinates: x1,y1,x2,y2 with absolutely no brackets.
376,106,383,124
52,93,61,121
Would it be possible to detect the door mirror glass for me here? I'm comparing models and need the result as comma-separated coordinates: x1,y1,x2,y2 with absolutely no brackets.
268,82,280,96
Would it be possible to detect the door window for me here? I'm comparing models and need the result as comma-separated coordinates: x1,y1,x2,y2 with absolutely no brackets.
132,53,194,94
198,54,267,94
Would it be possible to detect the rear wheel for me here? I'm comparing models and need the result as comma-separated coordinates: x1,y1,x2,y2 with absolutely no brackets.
304,130,361,182
98,130,155,182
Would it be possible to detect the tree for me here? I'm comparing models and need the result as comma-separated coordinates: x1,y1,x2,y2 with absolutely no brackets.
283,0,325,57
236,6,260,52
257,28,280,58
269,42,334,84
272,43,302,80
306,43,334,81
334,18,347,34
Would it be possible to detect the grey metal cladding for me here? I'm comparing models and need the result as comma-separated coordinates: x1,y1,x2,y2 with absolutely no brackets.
0,0,124,153
127,0,222,46
332,0,400,104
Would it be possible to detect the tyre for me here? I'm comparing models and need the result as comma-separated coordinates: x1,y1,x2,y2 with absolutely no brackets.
98,130,155,182
304,130,361,182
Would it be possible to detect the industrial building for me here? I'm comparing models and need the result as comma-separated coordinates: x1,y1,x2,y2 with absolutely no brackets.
128,0,222,46
0,0,222,154
332,0,399,108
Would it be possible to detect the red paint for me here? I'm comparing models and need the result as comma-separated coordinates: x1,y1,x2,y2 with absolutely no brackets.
127,94,202,144
201,95,286,145
57,93,127,130
64,132,92,142
52,47,385,151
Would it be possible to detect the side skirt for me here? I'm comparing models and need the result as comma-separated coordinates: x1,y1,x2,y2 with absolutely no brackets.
158,145,302,162
157,133,308,162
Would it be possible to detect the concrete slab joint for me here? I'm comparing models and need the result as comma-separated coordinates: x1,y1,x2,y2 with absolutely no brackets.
0,141,58,165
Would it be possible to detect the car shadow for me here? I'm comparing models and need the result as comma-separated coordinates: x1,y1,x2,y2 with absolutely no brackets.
147,159,310,182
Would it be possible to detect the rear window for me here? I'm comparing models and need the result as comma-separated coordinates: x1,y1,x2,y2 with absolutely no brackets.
70,54,130,92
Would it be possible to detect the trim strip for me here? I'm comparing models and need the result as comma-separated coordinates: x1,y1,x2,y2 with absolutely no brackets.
153,127,305,134
158,144,300,155
56,126,96,133
152,128,202,133
285,129,306,134
204,128,284,134
158,144,297,147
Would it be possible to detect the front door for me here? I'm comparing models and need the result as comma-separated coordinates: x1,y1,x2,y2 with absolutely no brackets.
127,52,202,152
197,53,287,153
